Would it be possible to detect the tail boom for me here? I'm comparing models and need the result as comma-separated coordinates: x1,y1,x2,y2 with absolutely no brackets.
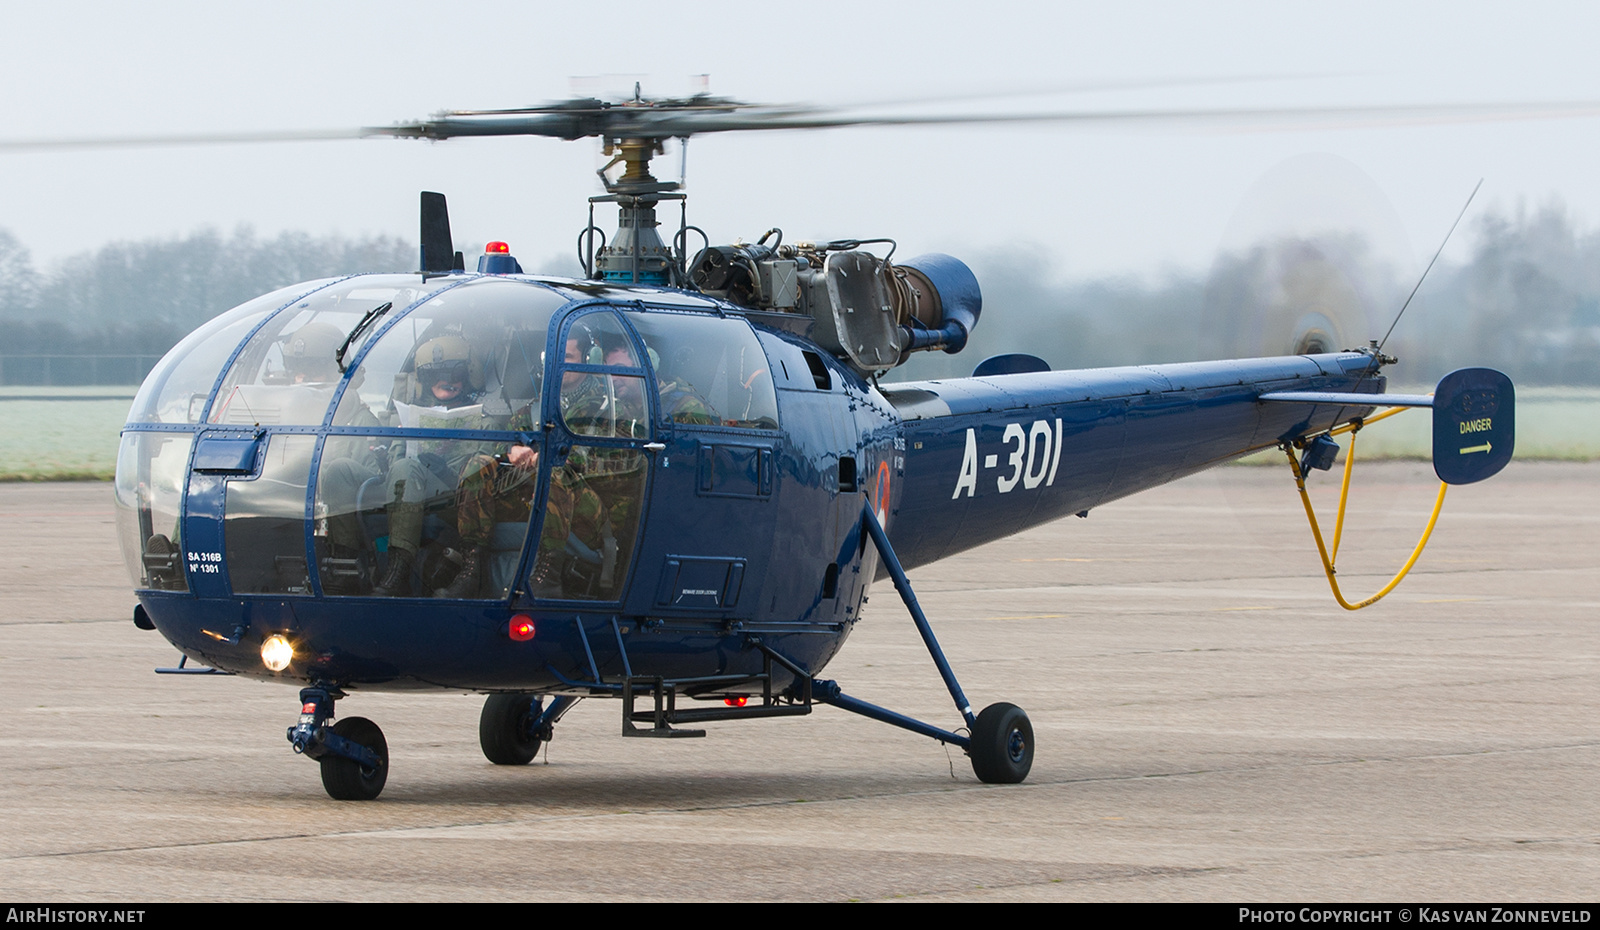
881,353,1382,570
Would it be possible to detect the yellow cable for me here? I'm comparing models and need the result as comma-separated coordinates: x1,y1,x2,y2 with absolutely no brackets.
1286,409,1449,611
1329,404,1410,437
1330,423,1357,562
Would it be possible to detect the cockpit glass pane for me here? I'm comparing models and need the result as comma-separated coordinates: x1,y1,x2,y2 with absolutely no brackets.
531,310,652,603
209,276,452,427
224,434,317,595
529,443,644,602
113,431,193,590
331,279,564,429
315,430,541,599
127,281,325,425
558,310,650,439
315,280,565,599
628,312,778,429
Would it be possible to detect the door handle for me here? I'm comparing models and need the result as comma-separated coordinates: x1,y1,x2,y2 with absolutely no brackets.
643,442,666,452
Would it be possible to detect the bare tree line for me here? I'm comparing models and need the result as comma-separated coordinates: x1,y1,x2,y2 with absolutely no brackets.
894,203,1600,387
0,227,415,364
0,205,1595,386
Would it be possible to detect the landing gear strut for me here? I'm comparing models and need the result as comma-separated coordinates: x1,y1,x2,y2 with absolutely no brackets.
287,686,390,800
813,503,1036,784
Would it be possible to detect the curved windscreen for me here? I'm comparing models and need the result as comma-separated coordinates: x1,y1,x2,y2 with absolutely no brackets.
208,276,453,427
331,279,566,430
317,279,568,599
126,281,331,425
113,431,195,590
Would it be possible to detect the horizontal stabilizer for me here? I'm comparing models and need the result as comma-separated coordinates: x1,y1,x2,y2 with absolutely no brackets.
1264,368,1514,485
1258,391,1432,407
1432,368,1513,485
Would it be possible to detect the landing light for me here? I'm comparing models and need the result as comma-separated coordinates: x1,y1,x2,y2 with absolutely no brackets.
508,615,535,641
261,634,294,672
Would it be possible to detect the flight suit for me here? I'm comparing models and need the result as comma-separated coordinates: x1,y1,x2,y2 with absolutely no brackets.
383,397,500,558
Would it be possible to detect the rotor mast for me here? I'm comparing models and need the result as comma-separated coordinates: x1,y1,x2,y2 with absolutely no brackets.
589,136,684,286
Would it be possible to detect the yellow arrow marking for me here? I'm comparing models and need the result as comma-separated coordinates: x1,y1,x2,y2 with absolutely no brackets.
1459,441,1492,454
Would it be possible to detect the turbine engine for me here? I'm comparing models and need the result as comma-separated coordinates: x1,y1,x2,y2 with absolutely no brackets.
689,237,982,377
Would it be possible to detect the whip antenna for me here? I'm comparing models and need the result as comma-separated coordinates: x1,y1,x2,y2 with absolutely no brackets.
1379,178,1482,353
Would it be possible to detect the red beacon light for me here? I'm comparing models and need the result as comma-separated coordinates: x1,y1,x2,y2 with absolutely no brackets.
478,241,522,274
723,696,749,707
507,615,535,642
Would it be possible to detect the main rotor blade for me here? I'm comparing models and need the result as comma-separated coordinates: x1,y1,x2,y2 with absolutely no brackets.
6,97,1600,154
0,127,368,153
371,99,1600,141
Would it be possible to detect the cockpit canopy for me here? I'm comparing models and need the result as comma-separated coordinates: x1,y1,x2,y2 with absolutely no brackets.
115,274,781,603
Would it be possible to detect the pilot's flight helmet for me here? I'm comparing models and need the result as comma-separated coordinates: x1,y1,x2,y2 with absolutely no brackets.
414,335,473,387
281,322,344,381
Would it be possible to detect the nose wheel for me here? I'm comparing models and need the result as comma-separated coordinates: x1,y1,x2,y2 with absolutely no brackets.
287,686,390,800
318,717,389,800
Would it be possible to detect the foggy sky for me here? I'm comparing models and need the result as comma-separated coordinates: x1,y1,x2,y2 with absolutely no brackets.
4,0,1600,284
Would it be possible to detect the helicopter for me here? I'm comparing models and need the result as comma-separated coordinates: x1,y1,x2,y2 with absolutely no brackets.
94,89,1519,800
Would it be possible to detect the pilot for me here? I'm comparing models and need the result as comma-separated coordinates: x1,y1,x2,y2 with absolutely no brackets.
372,334,502,597
282,322,346,385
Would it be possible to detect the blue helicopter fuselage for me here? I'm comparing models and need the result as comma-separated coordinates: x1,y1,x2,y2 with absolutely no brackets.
118,272,1378,697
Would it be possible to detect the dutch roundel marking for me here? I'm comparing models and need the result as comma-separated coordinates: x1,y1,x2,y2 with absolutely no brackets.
952,418,1064,499
872,460,892,527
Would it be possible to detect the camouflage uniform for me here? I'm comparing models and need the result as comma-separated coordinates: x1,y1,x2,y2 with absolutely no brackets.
560,377,650,560
454,403,555,551
382,398,499,557
450,381,613,597
465,373,717,598
658,376,717,427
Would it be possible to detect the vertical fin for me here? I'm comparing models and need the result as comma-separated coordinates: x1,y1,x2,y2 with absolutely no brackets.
420,191,454,274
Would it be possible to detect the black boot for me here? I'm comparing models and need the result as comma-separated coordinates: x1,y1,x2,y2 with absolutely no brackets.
529,551,566,597
372,548,414,597
435,548,482,599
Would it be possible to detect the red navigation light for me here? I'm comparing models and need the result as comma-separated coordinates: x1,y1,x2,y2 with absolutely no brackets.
508,615,535,642
485,241,510,254
723,696,749,707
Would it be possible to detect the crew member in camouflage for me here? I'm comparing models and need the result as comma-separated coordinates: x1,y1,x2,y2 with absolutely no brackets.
443,329,719,600
441,332,608,598
372,334,499,597
542,338,718,591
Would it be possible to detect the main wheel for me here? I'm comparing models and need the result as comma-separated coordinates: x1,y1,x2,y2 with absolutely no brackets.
969,702,1033,784
319,716,388,801
479,693,542,765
